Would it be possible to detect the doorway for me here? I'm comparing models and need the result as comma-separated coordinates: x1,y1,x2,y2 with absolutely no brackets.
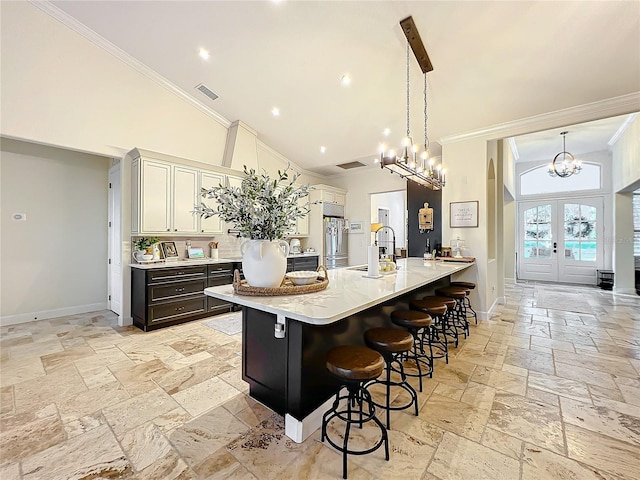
517,197,603,284
108,163,122,315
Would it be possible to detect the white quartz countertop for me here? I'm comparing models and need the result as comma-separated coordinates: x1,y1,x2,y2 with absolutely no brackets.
129,258,239,270
204,258,474,325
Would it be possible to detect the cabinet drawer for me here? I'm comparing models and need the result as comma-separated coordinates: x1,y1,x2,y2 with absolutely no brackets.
208,263,233,275
147,266,207,283
294,257,318,271
149,279,206,302
207,296,232,314
207,275,233,288
149,297,206,324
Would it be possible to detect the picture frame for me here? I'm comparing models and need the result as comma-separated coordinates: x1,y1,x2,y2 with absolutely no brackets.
450,201,479,228
349,221,364,233
161,241,179,259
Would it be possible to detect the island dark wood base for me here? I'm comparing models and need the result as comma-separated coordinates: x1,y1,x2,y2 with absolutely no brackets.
241,276,450,423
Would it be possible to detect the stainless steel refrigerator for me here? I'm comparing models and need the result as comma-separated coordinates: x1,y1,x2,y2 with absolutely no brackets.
324,215,349,269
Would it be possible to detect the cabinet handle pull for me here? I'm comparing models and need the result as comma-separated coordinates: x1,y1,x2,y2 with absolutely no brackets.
176,306,185,311
176,287,185,292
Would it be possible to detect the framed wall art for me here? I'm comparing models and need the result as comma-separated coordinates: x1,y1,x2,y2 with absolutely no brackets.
450,201,479,228
348,221,364,233
161,241,179,259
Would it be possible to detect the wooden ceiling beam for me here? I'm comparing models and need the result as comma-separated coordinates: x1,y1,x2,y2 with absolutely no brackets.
400,16,433,73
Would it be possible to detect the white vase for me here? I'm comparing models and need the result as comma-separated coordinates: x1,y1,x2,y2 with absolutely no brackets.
240,239,290,287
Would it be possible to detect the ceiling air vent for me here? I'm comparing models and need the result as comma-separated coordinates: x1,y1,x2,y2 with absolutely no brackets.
336,161,366,170
195,83,218,101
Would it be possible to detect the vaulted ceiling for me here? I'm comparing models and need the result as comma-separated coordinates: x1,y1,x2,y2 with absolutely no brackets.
50,1,640,174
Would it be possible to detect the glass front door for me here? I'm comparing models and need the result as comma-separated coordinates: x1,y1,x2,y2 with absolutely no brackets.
518,198,603,284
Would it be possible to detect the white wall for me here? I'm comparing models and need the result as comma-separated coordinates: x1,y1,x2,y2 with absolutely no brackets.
371,190,406,248
1,2,228,165
612,115,640,193
1,139,111,324
611,115,640,293
330,167,407,266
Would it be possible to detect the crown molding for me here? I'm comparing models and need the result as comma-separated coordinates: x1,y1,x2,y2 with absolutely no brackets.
31,0,231,129
440,92,640,145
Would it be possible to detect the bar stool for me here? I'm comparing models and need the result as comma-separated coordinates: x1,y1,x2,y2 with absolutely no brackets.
424,295,460,347
321,345,389,479
409,297,451,363
435,286,470,338
363,327,419,429
450,281,478,325
390,309,433,392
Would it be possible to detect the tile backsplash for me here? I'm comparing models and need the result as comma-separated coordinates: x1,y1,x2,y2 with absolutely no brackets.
133,233,244,260
132,233,312,261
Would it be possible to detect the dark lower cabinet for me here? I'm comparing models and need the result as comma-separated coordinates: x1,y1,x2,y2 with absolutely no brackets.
287,255,319,272
132,263,234,331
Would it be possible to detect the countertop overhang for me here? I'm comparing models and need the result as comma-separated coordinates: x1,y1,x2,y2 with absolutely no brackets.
205,258,474,325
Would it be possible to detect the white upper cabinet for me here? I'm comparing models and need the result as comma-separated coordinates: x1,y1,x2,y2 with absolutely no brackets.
310,185,346,206
137,159,172,234
132,158,200,235
295,196,310,236
172,166,199,234
227,175,243,189
199,171,224,234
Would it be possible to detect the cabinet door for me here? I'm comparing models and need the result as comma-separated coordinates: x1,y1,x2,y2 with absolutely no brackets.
334,192,345,206
324,191,336,204
131,159,140,234
227,175,243,189
172,166,199,233
200,172,224,234
296,198,309,236
141,160,172,233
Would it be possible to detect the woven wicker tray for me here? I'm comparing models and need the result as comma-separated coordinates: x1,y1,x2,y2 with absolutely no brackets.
233,265,329,296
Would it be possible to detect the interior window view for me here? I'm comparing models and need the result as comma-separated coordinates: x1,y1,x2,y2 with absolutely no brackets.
1,2,639,480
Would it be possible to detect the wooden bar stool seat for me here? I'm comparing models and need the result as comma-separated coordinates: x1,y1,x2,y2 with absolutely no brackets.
321,345,389,479
364,328,419,429
390,309,433,392
450,281,476,290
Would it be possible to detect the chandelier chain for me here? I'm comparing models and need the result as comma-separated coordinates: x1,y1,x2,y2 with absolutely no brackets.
423,73,429,154
406,43,410,137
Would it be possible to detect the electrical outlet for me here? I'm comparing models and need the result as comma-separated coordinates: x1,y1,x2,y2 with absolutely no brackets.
492,285,496,292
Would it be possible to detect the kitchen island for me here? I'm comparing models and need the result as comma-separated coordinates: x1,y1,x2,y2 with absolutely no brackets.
204,257,474,441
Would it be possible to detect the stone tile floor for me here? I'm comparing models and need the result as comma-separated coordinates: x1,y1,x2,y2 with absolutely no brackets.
1,282,639,479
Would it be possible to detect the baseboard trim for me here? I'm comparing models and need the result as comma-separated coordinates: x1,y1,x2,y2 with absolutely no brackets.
478,296,503,321
285,393,339,443
612,287,640,297
0,302,109,327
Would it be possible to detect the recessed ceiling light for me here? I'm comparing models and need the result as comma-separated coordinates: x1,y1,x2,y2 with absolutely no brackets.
198,48,210,60
320,146,326,154
383,128,391,137
340,74,351,87
271,107,280,117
